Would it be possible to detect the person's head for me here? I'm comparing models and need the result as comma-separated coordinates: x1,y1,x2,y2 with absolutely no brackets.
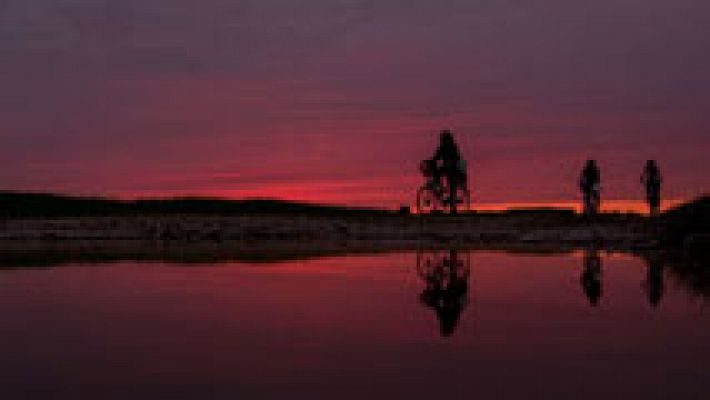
646,159,657,169
440,129,454,143
586,159,597,169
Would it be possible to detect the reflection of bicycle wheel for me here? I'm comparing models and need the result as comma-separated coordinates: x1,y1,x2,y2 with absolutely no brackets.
452,257,471,281
416,250,470,281
417,187,440,214
416,251,443,280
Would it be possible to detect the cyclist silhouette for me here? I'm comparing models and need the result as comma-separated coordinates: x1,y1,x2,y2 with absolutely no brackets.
417,130,470,214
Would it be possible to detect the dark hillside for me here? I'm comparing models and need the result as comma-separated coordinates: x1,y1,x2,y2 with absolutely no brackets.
0,191,387,217
661,196,710,249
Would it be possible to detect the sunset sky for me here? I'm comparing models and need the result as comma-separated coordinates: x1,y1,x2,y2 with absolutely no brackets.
2,0,709,208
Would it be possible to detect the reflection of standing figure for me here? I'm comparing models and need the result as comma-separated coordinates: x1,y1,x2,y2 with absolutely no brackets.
643,257,665,308
417,250,470,337
581,249,603,306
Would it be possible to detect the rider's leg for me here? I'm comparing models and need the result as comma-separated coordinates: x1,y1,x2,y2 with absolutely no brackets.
583,190,598,215
648,194,660,216
449,183,457,214
648,186,660,217
432,170,443,196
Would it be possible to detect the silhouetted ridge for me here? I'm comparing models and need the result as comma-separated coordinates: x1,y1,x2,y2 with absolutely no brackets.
661,196,710,248
0,192,119,217
0,191,387,217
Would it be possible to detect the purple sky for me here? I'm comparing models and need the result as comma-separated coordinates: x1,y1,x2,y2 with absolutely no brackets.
1,0,709,207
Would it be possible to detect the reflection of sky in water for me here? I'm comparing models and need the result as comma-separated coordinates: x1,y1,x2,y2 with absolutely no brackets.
0,252,708,399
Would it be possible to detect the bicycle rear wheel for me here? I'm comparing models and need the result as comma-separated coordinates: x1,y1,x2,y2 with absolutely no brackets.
417,187,440,214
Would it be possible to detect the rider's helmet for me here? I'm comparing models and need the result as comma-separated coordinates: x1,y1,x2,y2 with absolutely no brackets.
440,129,454,143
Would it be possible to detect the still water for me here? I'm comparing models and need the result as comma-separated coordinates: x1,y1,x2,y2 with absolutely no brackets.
1,250,708,399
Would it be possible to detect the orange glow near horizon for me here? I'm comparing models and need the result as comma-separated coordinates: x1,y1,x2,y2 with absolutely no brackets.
107,183,687,214
471,199,685,214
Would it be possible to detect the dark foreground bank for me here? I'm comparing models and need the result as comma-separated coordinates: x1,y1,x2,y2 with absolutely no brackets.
0,192,707,251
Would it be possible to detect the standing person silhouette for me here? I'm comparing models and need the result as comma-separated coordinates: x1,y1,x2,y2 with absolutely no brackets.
579,160,601,215
641,160,662,216
430,129,467,213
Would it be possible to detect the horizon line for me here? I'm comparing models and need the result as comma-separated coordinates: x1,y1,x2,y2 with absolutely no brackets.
1,190,692,214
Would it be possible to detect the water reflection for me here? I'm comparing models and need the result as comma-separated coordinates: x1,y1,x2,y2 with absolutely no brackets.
1,246,709,399
578,250,671,308
0,243,707,308
642,255,665,308
581,248,603,307
664,252,710,302
416,249,470,337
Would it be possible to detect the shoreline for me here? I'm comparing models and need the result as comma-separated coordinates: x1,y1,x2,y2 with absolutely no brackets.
0,237,703,270
0,213,660,246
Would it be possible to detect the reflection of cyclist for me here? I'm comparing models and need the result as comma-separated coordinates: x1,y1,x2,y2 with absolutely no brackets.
641,160,662,216
579,160,601,215
418,250,469,337
581,249,602,306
